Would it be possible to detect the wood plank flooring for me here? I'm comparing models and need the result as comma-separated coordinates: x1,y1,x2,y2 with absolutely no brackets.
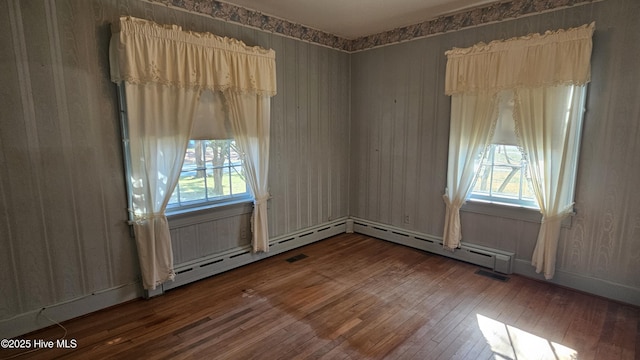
2,233,638,359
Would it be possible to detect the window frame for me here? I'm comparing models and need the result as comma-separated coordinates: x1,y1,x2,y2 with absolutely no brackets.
462,86,586,214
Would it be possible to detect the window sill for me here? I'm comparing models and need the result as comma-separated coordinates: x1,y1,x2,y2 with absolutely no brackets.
462,200,542,223
167,198,254,229
461,200,573,228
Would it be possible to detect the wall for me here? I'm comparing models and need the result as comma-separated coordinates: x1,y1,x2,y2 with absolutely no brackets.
168,9,352,265
350,0,640,300
2,0,637,340
0,0,350,337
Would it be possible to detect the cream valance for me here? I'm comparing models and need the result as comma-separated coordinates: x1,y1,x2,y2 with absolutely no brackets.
445,22,594,95
110,16,277,96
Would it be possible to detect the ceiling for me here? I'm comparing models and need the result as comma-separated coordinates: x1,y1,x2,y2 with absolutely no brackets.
218,0,498,39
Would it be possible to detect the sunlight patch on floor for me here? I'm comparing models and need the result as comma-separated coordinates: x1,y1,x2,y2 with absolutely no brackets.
476,314,578,360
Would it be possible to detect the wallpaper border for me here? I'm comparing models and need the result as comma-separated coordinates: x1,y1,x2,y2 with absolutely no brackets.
148,0,600,51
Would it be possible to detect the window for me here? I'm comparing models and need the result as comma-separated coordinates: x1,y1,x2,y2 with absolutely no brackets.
111,16,277,286
467,90,539,208
442,23,593,276
471,144,537,208
464,86,586,210
167,139,249,210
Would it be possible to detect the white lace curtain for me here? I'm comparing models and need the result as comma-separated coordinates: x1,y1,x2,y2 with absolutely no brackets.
443,22,594,278
443,92,498,250
516,85,586,279
110,16,277,290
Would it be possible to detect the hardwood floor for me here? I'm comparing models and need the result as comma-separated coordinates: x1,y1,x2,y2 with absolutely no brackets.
3,233,638,359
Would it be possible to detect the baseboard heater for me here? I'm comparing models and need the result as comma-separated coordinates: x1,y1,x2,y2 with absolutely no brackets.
350,218,514,274
156,218,348,294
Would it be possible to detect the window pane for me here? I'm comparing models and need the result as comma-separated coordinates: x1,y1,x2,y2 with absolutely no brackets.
473,164,491,195
491,164,521,198
207,166,230,198
471,144,537,207
230,165,247,196
177,169,207,203
167,139,250,210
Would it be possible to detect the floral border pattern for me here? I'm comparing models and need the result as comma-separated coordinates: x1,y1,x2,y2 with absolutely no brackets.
148,0,599,52
148,0,349,49
350,0,599,51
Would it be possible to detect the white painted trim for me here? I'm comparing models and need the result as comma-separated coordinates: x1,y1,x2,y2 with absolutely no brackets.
167,199,254,229
461,201,574,228
345,219,354,233
0,282,143,339
462,201,542,223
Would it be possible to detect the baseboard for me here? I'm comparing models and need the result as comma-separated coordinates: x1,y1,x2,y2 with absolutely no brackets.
0,282,143,339
351,217,515,274
514,259,640,307
161,218,348,292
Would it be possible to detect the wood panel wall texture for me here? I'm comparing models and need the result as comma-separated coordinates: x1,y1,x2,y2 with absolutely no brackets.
170,213,251,265
0,0,350,325
1,0,638,336
350,0,640,288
